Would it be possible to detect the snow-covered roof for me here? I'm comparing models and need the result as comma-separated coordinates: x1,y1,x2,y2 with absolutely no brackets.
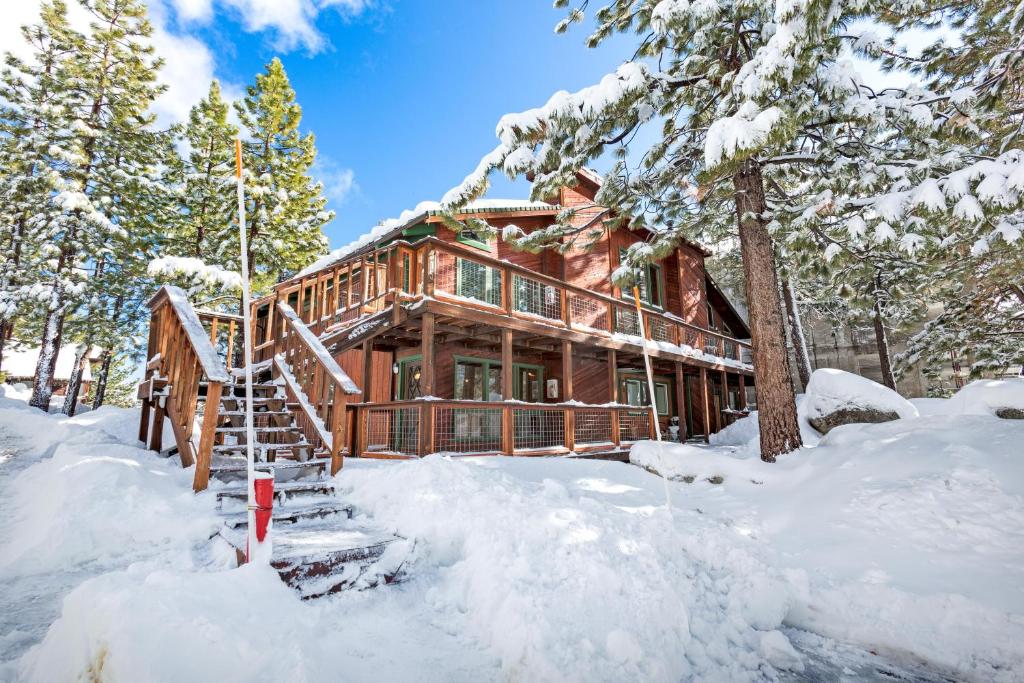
1,344,98,381
294,199,557,279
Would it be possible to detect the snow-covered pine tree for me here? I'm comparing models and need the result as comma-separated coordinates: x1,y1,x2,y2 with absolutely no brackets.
174,80,239,270
234,58,332,293
5,0,169,411
0,3,76,370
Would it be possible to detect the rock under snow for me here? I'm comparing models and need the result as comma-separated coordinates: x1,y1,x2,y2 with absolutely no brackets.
804,369,917,434
948,377,1024,419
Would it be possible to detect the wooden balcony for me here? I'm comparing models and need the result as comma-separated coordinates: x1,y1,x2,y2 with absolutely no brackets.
253,237,753,374
348,400,656,458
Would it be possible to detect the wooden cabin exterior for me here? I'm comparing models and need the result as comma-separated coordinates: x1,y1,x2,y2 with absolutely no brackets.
242,171,754,459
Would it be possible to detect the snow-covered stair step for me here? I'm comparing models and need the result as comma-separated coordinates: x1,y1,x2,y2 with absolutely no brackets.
216,517,412,600
212,442,309,454
208,456,330,483
216,480,337,508
217,409,291,417
214,425,296,434
219,500,353,529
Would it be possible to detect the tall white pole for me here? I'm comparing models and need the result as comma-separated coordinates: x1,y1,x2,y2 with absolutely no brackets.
235,139,260,560
633,284,671,518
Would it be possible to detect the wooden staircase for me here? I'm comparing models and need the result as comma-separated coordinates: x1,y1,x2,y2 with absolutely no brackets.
139,286,408,598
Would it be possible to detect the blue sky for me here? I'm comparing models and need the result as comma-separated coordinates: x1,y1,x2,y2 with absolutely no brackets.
165,1,634,249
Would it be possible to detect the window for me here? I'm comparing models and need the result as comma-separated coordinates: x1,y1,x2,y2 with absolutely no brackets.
456,258,502,307
401,253,412,293
620,375,671,415
619,249,663,308
456,228,491,251
454,357,543,401
396,356,423,399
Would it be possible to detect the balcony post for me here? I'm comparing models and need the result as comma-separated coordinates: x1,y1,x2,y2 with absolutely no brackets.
502,405,513,455
361,340,374,403
738,374,747,410
700,367,711,443
674,362,686,440
561,340,573,401
607,349,618,403
721,369,729,417
421,312,435,397
501,329,513,399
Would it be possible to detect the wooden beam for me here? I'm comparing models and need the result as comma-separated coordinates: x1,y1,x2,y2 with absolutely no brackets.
361,340,374,403
608,349,618,403
561,339,573,401
192,381,222,492
501,329,513,400
738,374,747,410
421,312,435,397
700,367,711,443
674,363,686,440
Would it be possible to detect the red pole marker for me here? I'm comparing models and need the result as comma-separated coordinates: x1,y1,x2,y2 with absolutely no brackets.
254,475,274,543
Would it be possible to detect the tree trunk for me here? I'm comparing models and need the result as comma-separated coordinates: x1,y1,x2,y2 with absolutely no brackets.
733,160,802,461
872,272,897,390
62,343,89,416
29,305,65,411
782,277,812,391
91,349,112,410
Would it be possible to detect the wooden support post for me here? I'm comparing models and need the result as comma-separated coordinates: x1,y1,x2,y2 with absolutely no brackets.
674,363,686,440
738,374,747,410
561,339,573,401
149,396,166,452
502,405,513,455
192,381,222,492
700,367,711,443
329,396,345,475
361,340,374,404
501,329,513,400
721,369,729,416
421,313,435,397
138,398,152,444
226,319,236,369
607,349,618,403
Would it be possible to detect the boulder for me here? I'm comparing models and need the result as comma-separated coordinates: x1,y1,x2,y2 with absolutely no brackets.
803,369,918,435
948,378,1024,419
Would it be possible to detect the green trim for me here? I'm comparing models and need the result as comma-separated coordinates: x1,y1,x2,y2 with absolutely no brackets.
396,355,423,400
617,370,672,416
452,356,544,401
456,230,493,252
401,223,435,238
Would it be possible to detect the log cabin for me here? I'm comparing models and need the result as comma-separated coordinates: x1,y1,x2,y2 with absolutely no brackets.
138,170,754,491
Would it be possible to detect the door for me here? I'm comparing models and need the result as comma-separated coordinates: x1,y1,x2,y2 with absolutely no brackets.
395,357,422,452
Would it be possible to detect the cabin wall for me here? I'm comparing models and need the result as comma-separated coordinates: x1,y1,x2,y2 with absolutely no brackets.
337,348,393,403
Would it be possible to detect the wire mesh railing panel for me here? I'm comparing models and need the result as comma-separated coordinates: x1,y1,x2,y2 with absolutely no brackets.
434,407,503,453
619,409,652,442
681,327,701,350
513,409,565,450
364,407,420,455
723,339,737,360
648,316,674,344
511,274,562,320
568,293,609,332
434,252,503,307
614,307,641,336
704,337,722,356
574,410,613,445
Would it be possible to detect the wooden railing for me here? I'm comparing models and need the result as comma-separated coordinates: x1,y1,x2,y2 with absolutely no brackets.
272,302,361,474
254,236,751,368
138,285,230,492
349,400,655,458
196,310,244,370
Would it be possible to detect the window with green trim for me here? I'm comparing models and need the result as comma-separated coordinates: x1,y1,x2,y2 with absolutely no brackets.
620,376,671,415
401,253,411,293
619,249,664,308
456,228,491,251
453,357,543,401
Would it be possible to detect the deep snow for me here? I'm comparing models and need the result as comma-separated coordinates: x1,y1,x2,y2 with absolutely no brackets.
1,378,1022,682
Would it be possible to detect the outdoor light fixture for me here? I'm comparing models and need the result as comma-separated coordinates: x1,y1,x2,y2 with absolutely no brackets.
392,363,399,374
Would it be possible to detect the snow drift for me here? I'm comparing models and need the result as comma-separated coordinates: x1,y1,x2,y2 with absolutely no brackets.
947,377,1024,417
803,368,917,432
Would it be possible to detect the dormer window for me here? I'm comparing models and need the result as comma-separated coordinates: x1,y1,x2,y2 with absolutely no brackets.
619,249,664,308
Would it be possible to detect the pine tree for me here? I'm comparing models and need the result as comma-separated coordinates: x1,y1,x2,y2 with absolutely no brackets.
2,0,169,411
234,58,331,292
177,80,239,268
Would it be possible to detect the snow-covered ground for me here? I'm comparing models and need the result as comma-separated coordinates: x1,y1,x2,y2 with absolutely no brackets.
1,377,1022,682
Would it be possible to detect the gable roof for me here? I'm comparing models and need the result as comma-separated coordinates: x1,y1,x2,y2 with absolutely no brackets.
292,199,558,281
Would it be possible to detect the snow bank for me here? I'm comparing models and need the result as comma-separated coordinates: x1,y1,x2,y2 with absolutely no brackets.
0,395,215,578
708,395,820,452
634,413,1024,681
804,368,918,425
908,396,952,416
341,456,802,681
17,565,327,682
947,377,1024,417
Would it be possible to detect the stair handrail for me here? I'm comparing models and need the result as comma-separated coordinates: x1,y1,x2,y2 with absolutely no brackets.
273,301,360,475
139,285,230,492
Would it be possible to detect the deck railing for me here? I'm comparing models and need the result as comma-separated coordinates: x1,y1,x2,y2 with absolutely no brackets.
139,285,230,492
258,236,751,367
196,310,244,370
349,400,654,458
273,302,361,474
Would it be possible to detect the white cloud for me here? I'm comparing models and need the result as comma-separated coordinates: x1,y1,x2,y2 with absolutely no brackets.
314,156,359,205
166,0,373,52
